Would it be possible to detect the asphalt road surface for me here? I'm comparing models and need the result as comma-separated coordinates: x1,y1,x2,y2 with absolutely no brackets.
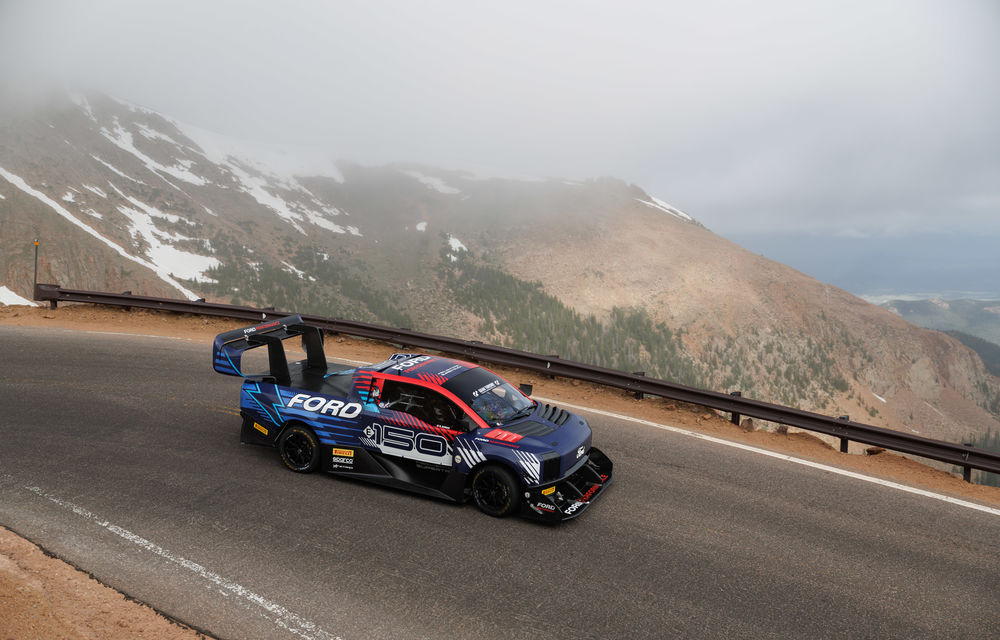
2,325,998,639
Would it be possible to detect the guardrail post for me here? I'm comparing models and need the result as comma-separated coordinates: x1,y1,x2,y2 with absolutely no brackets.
729,391,742,424
962,443,973,483
838,416,850,452
546,356,559,379
632,372,645,399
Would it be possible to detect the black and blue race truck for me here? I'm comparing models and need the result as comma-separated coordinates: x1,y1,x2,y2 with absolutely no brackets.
213,315,612,520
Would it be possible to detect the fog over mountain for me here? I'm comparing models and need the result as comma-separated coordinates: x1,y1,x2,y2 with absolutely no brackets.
2,0,998,298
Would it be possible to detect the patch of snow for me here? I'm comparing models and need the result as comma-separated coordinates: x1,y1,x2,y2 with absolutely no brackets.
416,221,428,232
223,162,305,234
82,184,107,198
0,285,37,306
135,122,181,146
403,170,461,195
448,235,467,252
447,254,458,263
99,117,208,186
0,193,6,199
0,166,201,299
873,393,887,403
106,183,188,225
91,154,146,184
203,206,216,216
61,192,76,203
303,211,346,233
83,208,103,219
116,202,219,282
347,226,362,237
281,261,307,279
221,160,358,236
636,197,693,222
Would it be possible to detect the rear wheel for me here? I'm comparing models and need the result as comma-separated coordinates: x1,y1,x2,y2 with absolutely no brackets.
279,425,320,473
471,464,521,517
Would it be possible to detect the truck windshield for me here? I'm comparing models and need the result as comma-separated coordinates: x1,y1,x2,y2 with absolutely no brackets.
443,367,535,427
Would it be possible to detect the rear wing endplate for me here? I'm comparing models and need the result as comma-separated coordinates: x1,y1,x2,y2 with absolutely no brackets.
212,314,326,385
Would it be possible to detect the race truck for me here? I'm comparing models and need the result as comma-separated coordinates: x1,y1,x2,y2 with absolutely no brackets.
212,315,613,521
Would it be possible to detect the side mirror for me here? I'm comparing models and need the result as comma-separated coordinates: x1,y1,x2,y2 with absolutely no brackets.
519,383,533,397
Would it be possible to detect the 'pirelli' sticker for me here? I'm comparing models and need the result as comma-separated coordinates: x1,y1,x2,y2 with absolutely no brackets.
253,422,269,436
332,448,354,457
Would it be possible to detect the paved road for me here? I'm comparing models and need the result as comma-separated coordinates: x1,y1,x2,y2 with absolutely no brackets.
1,325,998,639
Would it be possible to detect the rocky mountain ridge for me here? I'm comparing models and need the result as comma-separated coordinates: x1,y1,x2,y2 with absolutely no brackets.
1,90,997,444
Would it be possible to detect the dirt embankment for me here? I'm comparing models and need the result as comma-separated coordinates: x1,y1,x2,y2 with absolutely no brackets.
2,303,999,639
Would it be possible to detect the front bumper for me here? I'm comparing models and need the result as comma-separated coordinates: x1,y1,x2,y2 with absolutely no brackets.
522,446,613,522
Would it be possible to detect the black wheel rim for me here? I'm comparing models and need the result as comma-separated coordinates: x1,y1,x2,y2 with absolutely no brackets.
475,470,509,510
284,432,314,469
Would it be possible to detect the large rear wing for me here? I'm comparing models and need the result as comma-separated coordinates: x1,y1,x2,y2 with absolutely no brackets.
212,315,327,385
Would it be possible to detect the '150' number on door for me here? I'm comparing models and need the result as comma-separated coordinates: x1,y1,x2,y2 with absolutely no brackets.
364,423,449,465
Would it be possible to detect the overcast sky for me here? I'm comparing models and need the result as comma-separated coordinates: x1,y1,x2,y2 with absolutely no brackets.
2,0,998,239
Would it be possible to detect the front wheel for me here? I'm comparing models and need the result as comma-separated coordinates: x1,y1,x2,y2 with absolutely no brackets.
470,464,522,517
279,425,320,473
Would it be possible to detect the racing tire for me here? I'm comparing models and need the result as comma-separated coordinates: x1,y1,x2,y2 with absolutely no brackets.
470,464,522,517
278,425,320,473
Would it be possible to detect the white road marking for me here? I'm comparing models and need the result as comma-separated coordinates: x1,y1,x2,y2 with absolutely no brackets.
23,485,342,640
58,329,184,340
535,397,1000,518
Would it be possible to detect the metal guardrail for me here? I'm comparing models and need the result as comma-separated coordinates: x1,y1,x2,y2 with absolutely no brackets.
34,283,1000,481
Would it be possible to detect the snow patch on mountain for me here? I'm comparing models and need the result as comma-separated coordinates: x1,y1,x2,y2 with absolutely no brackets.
82,184,107,198
281,261,315,281
116,201,220,282
0,286,37,306
0,166,203,299
135,122,182,146
221,158,358,236
416,221,428,232
636,196,692,222
446,234,468,262
403,170,461,195
99,117,208,187
91,155,146,184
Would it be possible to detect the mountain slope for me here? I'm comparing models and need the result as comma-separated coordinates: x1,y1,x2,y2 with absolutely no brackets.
1,90,997,444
